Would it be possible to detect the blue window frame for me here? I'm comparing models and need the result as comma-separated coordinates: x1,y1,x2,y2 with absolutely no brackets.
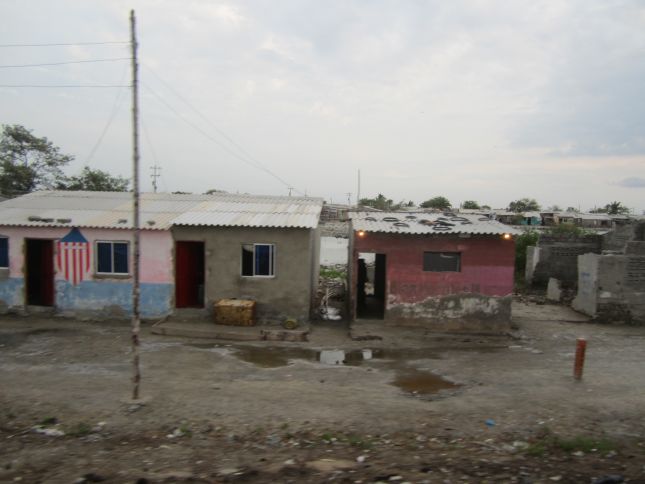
0,237,8,268
241,243,275,277
96,241,129,274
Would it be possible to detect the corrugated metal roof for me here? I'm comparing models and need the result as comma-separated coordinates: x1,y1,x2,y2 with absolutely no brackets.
0,191,323,230
350,211,521,236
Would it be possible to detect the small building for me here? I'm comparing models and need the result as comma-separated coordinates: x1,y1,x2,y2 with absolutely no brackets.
540,211,576,226
349,212,518,332
574,213,612,229
0,191,322,322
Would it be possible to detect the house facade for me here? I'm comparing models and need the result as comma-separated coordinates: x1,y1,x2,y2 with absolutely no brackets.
349,212,518,332
0,191,322,322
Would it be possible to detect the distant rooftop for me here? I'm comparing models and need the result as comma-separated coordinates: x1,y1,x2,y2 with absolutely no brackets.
0,191,323,230
350,211,520,236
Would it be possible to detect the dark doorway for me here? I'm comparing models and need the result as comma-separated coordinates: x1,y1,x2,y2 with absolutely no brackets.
175,241,205,308
356,252,386,319
25,239,55,306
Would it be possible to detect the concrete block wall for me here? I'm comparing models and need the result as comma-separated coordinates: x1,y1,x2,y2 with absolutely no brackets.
573,243,645,324
527,235,602,288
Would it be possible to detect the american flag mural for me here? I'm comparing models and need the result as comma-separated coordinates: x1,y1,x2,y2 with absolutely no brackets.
57,228,91,285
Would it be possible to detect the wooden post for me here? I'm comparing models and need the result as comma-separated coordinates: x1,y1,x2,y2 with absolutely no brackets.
574,338,586,380
130,9,142,400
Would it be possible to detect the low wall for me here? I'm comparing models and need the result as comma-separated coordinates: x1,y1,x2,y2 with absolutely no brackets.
573,243,645,324
528,235,602,288
386,293,512,333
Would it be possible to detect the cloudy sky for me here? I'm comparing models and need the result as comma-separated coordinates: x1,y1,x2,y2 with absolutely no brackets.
2,0,644,212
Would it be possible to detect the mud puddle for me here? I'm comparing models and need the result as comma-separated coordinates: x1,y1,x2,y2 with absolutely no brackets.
0,328,75,349
394,368,459,395
197,345,460,396
225,346,443,368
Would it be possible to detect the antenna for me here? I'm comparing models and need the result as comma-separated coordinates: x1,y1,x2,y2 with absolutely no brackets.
150,165,161,193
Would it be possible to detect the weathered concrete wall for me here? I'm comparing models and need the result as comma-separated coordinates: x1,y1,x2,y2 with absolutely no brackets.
351,229,515,332
525,246,540,284
172,226,316,323
386,294,512,332
572,253,600,317
601,223,637,252
310,226,321,314
529,235,602,288
573,245,645,324
0,226,173,318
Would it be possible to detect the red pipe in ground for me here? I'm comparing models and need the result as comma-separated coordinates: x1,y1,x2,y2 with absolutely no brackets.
574,338,587,380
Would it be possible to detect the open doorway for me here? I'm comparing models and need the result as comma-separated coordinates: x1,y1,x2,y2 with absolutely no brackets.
356,252,386,319
175,241,205,308
25,239,55,306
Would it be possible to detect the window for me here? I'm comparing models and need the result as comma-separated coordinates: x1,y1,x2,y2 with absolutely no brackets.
423,252,461,272
0,237,7,268
96,241,129,274
241,244,275,277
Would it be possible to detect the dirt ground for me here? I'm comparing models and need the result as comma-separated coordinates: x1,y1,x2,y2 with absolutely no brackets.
1,300,644,483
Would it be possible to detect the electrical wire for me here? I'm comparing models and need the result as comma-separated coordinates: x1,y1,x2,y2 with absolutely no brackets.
0,57,130,69
142,64,276,177
0,41,129,47
83,64,129,167
0,84,130,88
141,82,303,195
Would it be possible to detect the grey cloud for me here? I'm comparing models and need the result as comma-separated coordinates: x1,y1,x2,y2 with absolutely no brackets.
510,1,645,156
617,177,645,188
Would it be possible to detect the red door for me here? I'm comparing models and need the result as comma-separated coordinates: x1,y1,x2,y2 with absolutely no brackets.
175,241,205,308
26,239,55,306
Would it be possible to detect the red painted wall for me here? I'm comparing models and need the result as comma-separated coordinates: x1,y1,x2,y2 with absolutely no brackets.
353,232,515,305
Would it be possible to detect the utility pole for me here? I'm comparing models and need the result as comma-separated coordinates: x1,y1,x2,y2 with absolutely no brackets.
150,165,161,193
130,9,142,401
346,192,352,207
356,169,361,207
288,187,293,196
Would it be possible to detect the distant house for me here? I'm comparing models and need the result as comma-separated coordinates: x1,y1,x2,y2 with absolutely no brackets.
0,191,322,322
540,211,576,226
574,213,612,229
349,212,519,332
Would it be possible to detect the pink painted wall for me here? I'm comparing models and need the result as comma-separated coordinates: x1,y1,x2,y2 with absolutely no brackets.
0,227,173,284
353,232,515,305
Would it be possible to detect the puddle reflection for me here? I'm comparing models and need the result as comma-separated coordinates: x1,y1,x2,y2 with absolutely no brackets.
222,345,459,395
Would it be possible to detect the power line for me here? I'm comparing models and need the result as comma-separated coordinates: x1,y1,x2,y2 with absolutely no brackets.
141,82,303,195
83,64,129,167
0,84,130,88
0,57,130,69
143,64,272,173
0,41,129,47
142,64,305,196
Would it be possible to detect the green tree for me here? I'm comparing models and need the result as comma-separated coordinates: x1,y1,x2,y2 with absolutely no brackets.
515,230,539,276
508,198,540,213
462,200,480,209
0,124,72,197
420,196,451,210
605,201,629,215
58,167,129,191
359,193,396,210
547,223,586,237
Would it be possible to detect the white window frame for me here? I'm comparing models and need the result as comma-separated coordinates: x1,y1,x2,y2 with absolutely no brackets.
241,243,276,278
95,240,130,275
